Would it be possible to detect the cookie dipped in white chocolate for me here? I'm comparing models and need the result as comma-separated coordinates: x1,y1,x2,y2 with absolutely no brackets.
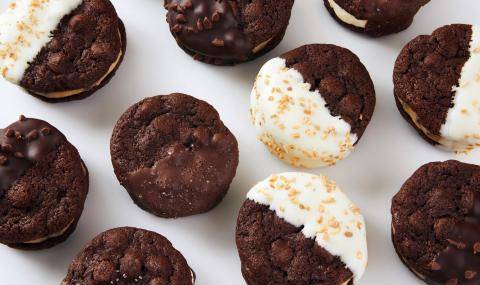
247,172,368,283
0,0,83,83
439,25,480,152
250,57,357,168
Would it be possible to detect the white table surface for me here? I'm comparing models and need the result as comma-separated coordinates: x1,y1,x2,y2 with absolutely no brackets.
0,0,478,284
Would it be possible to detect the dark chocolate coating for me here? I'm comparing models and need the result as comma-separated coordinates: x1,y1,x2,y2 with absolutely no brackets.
165,0,294,65
392,160,480,285
110,93,239,218
0,117,89,249
62,227,195,285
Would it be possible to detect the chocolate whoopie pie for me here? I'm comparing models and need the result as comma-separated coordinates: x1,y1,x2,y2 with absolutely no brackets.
62,227,195,285
392,160,480,285
236,172,368,285
250,44,375,168
0,0,126,102
164,0,294,65
0,116,89,250
110,93,239,218
394,24,480,153
324,0,430,37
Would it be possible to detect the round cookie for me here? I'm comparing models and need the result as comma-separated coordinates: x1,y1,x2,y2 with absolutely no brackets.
236,172,368,285
324,0,430,37
250,44,375,168
0,0,126,102
110,93,239,218
391,160,480,285
62,227,195,285
164,0,294,65
0,116,89,250
394,24,480,153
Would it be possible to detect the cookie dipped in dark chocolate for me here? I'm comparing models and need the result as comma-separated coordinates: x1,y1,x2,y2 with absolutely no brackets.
166,0,252,62
427,194,480,285
0,116,63,194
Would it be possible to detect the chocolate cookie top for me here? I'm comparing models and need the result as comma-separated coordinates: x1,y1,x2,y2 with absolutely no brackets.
392,160,480,285
250,44,375,168
394,24,480,152
0,116,88,244
164,0,294,65
325,0,430,37
0,0,124,98
110,93,239,218
62,227,195,285
236,173,368,285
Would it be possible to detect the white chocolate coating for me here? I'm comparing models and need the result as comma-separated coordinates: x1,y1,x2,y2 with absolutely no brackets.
250,57,357,168
0,0,82,83
440,25,480,152
327,0,367,28
247,172,368,282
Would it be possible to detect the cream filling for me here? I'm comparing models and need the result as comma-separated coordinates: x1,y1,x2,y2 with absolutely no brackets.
327,0,367,28
398,97,471,152
252,37,273,54
22,219,74,244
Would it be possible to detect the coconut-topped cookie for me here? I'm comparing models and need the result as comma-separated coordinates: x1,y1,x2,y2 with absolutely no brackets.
0,0,126,102
324,0,430,37
236,172,368,285
250,44,375,168
394,24,480,153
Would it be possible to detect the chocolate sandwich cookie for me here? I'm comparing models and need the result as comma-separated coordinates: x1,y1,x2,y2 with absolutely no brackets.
394,24,480,153
236,172,368,285
62,227,195,285
324,0,430,37
391,160,480,285
164,0,294,65
0,116,89,250
250,44,375,168
0,0,126,102
110,93,239,218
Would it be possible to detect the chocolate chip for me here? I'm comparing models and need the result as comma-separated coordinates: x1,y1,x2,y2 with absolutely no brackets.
68,14,89,31
4,129,14,138
196,19,204,31
26,130,38,142
120,252,142,277
203,17,212,29
145,255,172,276
446,278,458,285
47,52,70,73
148,277,168,285
19,115,26,121
90,42,111,58
212,11,221,22
14,152,24,158
172,24,182,33
14,131,22,140
212,38,225,47
2,144,13,153
0,155,7,165
176,14,187,23
92,260,115,282
41,127,51,136
183,0,192,9
430,261,441,271
447,239,467,250
474,242,480,254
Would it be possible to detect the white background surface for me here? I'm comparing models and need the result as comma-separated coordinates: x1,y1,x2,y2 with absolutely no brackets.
0,0,478,284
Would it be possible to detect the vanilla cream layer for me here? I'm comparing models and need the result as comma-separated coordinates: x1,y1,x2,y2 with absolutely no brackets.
22,219,74,244
247,173,368,282
327,0,367,28
33,45,123,99
0,0,83,83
